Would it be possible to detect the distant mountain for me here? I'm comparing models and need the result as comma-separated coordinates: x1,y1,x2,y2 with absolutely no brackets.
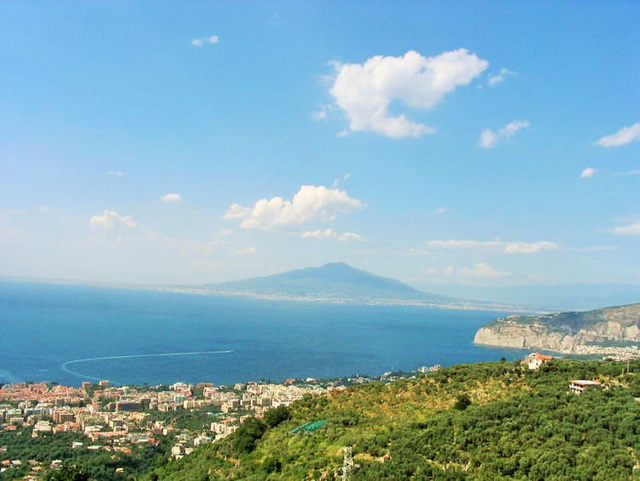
475,302,640,353
417,283,640,311
206,262,461,306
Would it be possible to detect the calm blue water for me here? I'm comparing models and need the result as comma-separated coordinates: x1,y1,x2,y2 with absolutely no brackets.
0,281,526,386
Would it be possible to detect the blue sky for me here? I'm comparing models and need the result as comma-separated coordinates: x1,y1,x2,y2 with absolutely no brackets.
1,1,639,288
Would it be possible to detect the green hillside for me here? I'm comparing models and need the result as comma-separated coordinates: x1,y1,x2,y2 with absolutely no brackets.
148,360,640,480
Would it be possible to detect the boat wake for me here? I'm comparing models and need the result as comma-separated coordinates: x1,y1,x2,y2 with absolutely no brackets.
61,350,234,383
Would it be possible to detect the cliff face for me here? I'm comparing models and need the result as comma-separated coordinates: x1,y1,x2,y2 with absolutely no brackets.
474,303,640,353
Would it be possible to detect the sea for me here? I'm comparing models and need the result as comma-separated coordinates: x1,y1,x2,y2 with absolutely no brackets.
0,281,528,387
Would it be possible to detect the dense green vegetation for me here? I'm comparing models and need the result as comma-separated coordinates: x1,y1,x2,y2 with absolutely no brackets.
148,359,640,480
3,360,639,480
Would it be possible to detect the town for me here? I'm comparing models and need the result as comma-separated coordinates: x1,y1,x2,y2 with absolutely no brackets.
0,367,437,480
0,354,622,481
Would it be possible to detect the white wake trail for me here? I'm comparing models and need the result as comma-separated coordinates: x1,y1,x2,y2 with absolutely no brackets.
61,350,234,382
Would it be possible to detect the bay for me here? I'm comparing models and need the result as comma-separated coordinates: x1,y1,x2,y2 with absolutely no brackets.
0,281,526,386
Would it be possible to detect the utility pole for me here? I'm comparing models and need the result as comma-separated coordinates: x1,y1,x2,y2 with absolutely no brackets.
340,446,359,481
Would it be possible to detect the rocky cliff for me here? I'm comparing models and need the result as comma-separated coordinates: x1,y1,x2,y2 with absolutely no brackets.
474,303,640,353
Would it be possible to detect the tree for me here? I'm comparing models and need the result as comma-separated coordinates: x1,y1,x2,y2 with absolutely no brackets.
263,405,291,428
453,394,472,411
45,465,89,481
232,417,267,454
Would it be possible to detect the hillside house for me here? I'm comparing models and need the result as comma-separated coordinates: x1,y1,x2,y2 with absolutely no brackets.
523,352,554,370
569,380,602,395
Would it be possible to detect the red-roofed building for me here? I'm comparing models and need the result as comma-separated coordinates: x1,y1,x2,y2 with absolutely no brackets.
523,352,554,370
569,380,602,395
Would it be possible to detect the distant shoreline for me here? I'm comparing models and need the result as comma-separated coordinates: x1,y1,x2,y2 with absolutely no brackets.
0,276,543,314
149,286,543,314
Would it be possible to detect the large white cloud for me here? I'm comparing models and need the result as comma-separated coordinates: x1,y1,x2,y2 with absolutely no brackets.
328,49,488,138
596,123,640,147
427,239,560,254
90,210,137,231
224,185,362,231
479,120,530,148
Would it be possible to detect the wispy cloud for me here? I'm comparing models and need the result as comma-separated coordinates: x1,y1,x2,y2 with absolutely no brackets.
161,193,182,203
423,263,511,279
224,185,362,231
595,122,640,147
327,49,488,138
426,239,560,254
479,120,530,148
332,173,351,188
90,210,137,231
311,104,334,121
191,35,219,47
488,68,517,87
612,221,640,236
580,167,597,178
108,171,124,177
574,245,619,253
234,246,257,255
301,228,364,242
613,169,640,177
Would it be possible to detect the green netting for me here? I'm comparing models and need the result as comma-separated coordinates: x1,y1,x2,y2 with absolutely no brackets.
289,420,326,434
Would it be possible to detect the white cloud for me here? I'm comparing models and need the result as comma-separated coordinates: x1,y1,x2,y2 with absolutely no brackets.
479,120,530,148
427,239,560,254
614,169,640,176
428,239,501,249
575,246,619,253
459,263,511,278
161,193,182,203
502,241,560,254
488,67,517,87
301,228,364,242
223,185,362,231
435,207,448,215
423,263,511,279
90,210,137,231
108,171,124,177
596,123,640,147
332,172,351,188
612,221,640,236
328,49,488,138
479,129,497,148
580,167,597,178
311,104,334,121
311,109,327,121
234,246,257,255
191,35,219,47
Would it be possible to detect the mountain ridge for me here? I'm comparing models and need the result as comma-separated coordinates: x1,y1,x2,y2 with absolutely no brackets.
209,262,436,299
474,302,640,353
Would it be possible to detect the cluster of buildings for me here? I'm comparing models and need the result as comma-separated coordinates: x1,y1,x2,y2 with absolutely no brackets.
0,377,341,478
573,344,640,361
